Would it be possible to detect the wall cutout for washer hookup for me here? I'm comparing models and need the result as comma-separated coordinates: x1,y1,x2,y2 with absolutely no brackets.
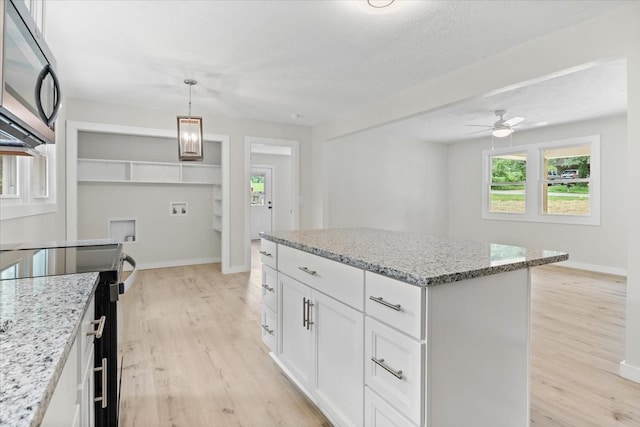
109,218,136,243
170,202,188,216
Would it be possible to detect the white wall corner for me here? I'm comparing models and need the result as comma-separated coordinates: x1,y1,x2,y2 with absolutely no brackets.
619,361,640,384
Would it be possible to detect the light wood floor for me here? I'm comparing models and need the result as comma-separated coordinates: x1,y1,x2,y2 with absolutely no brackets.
119,247,640,426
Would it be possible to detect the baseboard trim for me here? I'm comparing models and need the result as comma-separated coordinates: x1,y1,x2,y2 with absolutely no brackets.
556,260,626,277
125,257,220,271
620,360,640,384
224,264,251,274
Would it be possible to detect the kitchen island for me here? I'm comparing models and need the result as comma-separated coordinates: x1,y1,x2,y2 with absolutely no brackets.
259,228,568,427
0,273,98,427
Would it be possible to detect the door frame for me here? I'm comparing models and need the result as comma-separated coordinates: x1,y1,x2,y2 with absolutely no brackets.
250,165,275,239
244,136,300,269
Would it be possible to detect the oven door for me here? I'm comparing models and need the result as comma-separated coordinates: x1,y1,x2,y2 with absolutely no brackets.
0,0,61,145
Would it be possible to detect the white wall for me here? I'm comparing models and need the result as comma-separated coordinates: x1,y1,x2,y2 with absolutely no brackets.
447,115,627,273
65,98,313,272
251,152,293,233
76,131,221,267
325,132,448,234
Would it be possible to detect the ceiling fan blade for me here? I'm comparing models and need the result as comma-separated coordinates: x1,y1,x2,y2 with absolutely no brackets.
466,124,493,128
467,129,490,135
503,116,525,126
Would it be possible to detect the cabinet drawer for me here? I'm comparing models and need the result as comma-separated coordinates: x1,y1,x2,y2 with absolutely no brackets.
365,317,424,426
365,387,418,427
366,272,424,340
261,265,278,312
79,293,97,372
278,244,364,311
260,239,277,269
261,306,278,353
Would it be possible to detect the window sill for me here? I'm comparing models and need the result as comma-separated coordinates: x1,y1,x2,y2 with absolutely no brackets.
482,212,600,226
0,203,57,220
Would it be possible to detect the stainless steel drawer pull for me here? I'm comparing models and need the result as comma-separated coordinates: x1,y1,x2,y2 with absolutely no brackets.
259,250,273,257
371,357,403,379
94,357,108,408
298,266,317,276
369,296,402,311
261,283,274,292
87,315,106,339
262,324,274,335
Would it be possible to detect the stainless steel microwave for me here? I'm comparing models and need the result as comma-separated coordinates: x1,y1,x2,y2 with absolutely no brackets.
0,0,61,153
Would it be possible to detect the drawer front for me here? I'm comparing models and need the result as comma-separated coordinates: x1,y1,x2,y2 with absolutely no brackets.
278,244,364,311
365,387,418,427
260,239,277,269
365,317,424,426
366,272,424,340
261,306,278,352
79,293,97,371
261,265,278,312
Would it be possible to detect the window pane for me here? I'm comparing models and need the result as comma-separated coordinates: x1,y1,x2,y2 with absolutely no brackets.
31,155,48,197
542,145,590,216
250,174,265,206
0,155,18,196
490,153,526,213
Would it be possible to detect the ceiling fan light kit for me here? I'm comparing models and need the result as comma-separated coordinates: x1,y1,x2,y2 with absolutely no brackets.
492,126,513,138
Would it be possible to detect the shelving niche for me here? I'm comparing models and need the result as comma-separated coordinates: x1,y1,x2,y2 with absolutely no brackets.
77,158,221,185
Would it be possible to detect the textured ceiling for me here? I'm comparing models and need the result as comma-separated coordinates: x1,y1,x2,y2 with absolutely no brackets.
45,0,628,134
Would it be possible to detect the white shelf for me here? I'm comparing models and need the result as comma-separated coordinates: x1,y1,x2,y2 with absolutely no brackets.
77,158,221,185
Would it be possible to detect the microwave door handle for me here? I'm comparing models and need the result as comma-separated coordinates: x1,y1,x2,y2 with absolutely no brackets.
34,64,62,127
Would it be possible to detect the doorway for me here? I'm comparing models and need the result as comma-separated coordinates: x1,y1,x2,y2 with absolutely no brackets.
244,136,300,269
250,166,273,239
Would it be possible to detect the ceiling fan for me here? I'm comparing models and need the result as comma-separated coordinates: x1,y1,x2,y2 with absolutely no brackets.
468,110,525,138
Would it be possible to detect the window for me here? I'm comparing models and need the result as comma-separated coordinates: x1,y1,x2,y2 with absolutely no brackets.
483,135,600,225
0,146,56,220
489,152,527,214
0,155,19,196
250,174,265,206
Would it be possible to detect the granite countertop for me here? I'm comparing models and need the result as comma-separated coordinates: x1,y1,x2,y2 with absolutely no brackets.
0,273,99,427
260,228,568,287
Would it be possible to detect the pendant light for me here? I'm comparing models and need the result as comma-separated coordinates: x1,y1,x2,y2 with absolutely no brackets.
177,79,203,161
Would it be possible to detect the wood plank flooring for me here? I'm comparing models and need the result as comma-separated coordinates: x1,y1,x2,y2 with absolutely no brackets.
119,246,640,426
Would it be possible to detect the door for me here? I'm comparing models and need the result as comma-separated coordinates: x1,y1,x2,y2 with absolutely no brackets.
279,274,313,390
250,167,272,239
314,291,364,427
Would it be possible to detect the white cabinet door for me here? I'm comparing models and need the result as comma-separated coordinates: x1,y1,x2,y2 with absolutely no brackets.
314,291,364,427
279,274,313,390
364,388,417,427
78,346,95,427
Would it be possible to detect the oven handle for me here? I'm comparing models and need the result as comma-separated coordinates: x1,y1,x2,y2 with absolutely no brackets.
120,254,138,294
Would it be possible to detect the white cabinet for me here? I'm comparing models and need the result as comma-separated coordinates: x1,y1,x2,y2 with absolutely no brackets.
274,247,365,427
314,290,364,427
42,294,98,427
365,388,416,427
261,265,278,353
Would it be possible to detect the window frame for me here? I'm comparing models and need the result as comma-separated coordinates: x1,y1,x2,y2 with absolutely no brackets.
0,145,57,220
482,135,600,225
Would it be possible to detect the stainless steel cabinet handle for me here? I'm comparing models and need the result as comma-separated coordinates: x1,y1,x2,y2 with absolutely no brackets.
298,266,317,276
369,296,402,311
306,300,314,330
302,297,307,328
94,357,108,408
371,357,403,380
259,250,273,257
87,315,106,339
261,324,274,335
261,283,274,292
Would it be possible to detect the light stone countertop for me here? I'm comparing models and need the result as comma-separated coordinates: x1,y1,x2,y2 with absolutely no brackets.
260,228,568,286
0,273,99,427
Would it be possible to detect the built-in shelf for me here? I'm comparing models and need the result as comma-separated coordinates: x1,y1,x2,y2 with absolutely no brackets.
77,158,221,185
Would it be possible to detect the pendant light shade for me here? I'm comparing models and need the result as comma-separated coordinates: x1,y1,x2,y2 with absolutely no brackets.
178,79,203,161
